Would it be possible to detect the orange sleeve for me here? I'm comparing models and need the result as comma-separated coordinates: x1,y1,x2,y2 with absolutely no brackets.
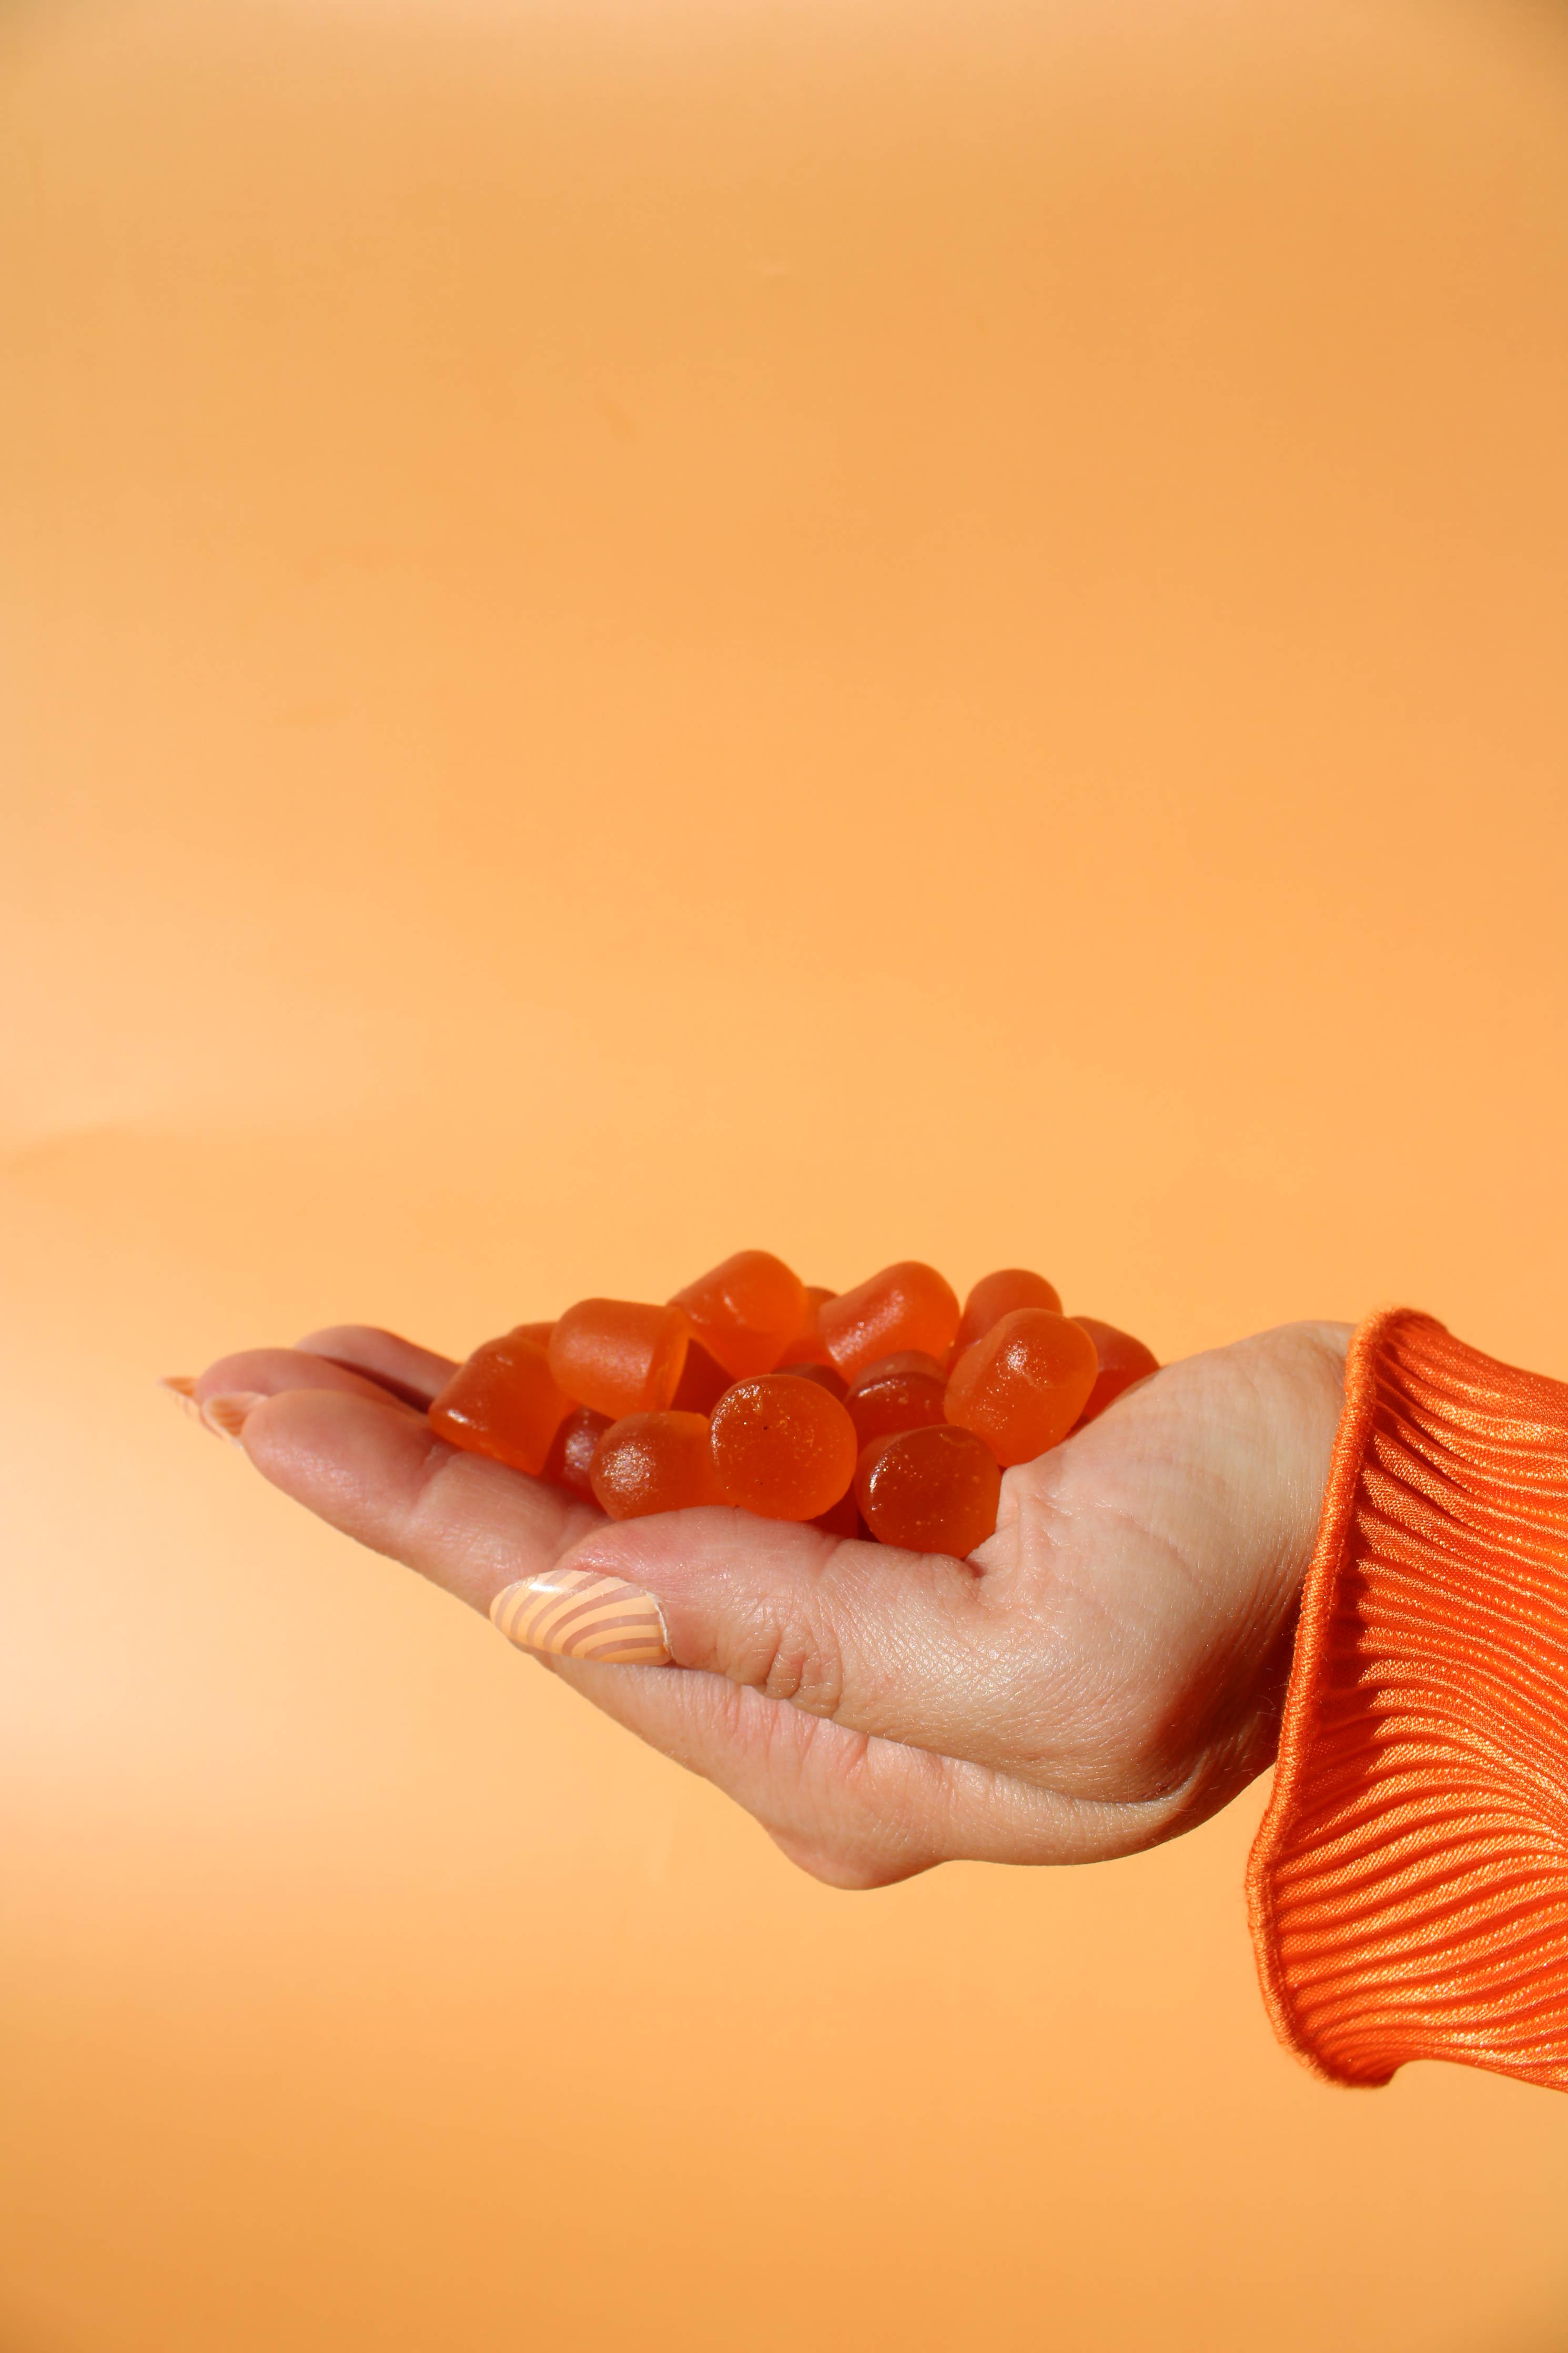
1247,1309,1568,2091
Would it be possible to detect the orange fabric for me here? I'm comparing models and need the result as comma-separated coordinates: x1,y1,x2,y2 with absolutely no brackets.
1248,1310,1568,2091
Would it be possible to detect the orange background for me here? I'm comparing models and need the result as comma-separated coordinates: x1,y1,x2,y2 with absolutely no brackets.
4,1,1568,2346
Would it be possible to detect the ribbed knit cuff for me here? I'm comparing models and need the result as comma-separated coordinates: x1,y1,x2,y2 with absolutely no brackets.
1247,1309,1568,2091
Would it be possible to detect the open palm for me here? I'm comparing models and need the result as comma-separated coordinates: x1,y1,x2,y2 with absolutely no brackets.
186,1318,1349,1885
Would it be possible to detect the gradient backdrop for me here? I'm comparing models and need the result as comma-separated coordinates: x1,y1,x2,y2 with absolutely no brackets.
4,2,1568,2347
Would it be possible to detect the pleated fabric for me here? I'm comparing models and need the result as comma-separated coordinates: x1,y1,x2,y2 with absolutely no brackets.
1248,1310,1568,2091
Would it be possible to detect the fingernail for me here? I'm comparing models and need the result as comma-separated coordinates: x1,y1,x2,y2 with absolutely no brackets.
161,1375,204,1423
199,1390,266,1445
491,1568,672,1666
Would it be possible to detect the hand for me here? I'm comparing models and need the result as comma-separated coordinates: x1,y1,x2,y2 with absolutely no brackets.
181,1318,1350,1886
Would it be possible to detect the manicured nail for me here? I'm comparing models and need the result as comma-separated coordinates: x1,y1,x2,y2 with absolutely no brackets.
491,1568,672,1666
161,1375,204,1423
199,1390,266,1444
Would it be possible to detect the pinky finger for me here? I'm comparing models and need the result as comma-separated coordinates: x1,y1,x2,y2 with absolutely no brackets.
293,1325,458,1410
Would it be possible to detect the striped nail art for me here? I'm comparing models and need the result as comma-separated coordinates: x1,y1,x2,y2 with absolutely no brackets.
161,1375,204,1423
490,1568,672,1666
200,1390,265,1443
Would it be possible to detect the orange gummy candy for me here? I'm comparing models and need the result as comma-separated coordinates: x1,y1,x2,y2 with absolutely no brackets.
429,1331,571,1477
951,1268,1062,1359
590,1411,723,1521
1070,1318,1159,1426
513,1320,557,1348
775,1284,837,1369
776,1359,849,1400
710,1373,859,1521
945,1308,1097,1466
855,1424,1002,1557
541,1404,613,1498
670,1250,808,1380
845,1351,949,1452
671,1340,734,1415
819,1262,961,1383
548,1299,690,1420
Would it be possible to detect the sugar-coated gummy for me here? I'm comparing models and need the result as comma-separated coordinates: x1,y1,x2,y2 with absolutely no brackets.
858,1350,947,1383
855,1424,1002,1557
1070,1318,1159,1426
429,1333,571,1478
845,1354,949,1451
777,1360,849,1400
671,1250,810,1380
951,1269,1062,1359
542,1404,613,1497
945,1308,1098,1465
548,1299,691,1420
671,1340,734,1415
818,1262,961,1383
777,1284,837,1368
590,1410,723,1520
709,1373,859,1521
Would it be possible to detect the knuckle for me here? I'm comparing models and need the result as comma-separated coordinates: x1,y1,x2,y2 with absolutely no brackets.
752,1603,846,1720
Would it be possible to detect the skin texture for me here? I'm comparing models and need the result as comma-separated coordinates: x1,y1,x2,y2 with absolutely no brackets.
189,1319,1352,1888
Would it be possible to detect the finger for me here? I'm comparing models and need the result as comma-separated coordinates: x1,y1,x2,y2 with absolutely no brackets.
294,1325,458,1410
234,1387,599,1611
533,1504,1041,1771
186,1346,427,1424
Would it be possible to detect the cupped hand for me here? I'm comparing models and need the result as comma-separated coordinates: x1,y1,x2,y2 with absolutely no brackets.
183,1319,1350,1886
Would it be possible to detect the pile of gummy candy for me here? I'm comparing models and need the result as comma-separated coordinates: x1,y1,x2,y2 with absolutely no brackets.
429,1253,1156,1558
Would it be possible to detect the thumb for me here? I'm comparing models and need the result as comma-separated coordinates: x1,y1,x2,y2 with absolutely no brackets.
497,1498,1031,1767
